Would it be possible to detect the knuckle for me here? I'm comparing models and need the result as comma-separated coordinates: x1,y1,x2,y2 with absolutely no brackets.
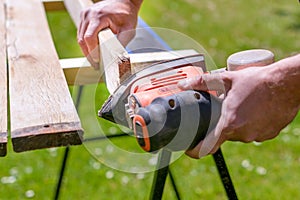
220,72,233,90
77,38,85,45
196,76,204,85
83,34,93,42
80,9,89,19
190,76,204,88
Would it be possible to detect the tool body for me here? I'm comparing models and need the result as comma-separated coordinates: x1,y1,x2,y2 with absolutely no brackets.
128,65,222,152
99,54,222,152
99,49,274,153
132,90,222,152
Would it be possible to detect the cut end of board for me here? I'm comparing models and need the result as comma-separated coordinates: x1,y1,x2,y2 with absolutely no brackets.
0,144,6,157
11,122,84,153
98,28,132,94
0,132,7,156
118,54,131,82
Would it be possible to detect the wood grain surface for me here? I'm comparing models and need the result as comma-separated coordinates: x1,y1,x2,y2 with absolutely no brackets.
0,0,7,156
6,0,83,152
98,28,131,93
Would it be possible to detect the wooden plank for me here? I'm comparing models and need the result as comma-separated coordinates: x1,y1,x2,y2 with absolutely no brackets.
61,49,199,85
98,28,131,93
64,0,93,28
129,49,199,73
6,0,83,152
0,0,7,157
64,0,130,94
60,57,103,85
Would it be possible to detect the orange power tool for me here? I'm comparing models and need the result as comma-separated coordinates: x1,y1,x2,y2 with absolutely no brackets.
99,54,222,152
99,49,274,153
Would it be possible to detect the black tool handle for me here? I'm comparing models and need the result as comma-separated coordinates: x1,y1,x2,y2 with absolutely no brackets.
134,90,222,152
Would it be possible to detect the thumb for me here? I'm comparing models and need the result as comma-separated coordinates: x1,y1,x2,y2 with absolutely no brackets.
178,73,227,92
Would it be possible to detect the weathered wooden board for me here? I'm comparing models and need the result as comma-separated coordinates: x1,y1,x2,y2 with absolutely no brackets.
61,49,199,85
129,49,199,73
64,0,130,94
64,0,93,28
6,0,83,152
0,0,7,157
60,57,103,85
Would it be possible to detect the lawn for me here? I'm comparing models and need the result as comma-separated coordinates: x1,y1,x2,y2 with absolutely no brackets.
0,0,299,199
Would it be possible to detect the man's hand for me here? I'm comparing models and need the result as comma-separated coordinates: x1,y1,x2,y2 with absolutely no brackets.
77,0,142,68
178,54,300,158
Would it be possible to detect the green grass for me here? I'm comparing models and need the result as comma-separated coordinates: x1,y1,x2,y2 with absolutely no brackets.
0,1,299,199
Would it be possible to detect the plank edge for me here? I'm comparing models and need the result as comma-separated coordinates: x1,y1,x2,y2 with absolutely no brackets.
12,122,83,152
0,132,7,157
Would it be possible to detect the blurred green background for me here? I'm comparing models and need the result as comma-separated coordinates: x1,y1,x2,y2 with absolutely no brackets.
1,0,299,199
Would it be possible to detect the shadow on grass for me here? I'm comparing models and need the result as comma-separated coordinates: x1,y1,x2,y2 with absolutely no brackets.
289,10,300,31
274,8,300,32
288,11,300,31
289,20,300,31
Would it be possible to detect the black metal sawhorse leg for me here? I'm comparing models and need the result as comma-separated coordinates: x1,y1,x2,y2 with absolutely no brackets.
54,146,70,200
54,85,84,200
149,148,238,200
213,149,238,200
150,149,181,200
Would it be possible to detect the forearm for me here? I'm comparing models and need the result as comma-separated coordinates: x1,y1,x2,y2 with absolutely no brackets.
266,54,300,110
130,0,143,9
102,0,143,10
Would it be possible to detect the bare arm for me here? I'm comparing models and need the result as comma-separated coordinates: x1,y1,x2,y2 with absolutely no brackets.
77,0,143,67
178,53,300,158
